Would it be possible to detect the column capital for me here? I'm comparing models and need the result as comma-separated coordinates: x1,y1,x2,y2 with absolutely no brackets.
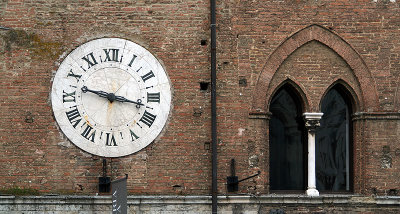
303,112,323,132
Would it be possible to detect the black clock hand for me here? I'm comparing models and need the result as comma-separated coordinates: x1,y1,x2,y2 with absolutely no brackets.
81,86,109,98
115,96,144,108
82,86,144,107
81,86,117,102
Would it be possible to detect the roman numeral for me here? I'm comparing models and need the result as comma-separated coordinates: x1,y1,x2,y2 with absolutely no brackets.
130,129,139,141
105,133,117,146
127,54,137,67
82,52,98,69
67,69,81,82
81,124,96,142
139,110,156,127
103,48,120,62
65,106,82,128
141,71,155,82
63,90,76,103
147,92,160,103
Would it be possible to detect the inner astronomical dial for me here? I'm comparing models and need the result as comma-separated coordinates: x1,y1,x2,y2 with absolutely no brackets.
78,67,144,132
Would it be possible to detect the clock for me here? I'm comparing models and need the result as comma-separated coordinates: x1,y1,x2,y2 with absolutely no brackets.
51,38,171,157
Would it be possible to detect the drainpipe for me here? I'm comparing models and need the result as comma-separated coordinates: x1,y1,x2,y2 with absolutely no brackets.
210,0,217,212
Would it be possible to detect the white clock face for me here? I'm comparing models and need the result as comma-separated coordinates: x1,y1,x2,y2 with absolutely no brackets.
51,38,171,157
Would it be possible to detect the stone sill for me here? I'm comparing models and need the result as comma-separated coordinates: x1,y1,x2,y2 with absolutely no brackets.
0,195,399,205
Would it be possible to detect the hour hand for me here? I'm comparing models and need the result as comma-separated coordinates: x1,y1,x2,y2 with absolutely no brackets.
81,86,109,99
115,95,144,108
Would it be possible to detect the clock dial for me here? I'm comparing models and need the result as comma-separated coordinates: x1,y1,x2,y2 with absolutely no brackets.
51,38,171,157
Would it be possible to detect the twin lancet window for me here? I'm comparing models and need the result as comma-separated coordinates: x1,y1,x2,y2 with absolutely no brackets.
269,84,352,194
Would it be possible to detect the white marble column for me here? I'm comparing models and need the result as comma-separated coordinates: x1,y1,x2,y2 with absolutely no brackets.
303,112,323,196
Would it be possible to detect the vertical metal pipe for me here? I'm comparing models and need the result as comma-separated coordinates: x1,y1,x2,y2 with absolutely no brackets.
210,0,217,212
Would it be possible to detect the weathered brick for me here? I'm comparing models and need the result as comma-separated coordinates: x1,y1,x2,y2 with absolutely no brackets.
0,0,399,212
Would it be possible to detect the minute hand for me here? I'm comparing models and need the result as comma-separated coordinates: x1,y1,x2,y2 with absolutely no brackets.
81,86,109,98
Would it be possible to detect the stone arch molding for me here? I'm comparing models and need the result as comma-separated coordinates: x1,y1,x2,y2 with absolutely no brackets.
251,24,379,114
269,78,310,112
319,79,360,113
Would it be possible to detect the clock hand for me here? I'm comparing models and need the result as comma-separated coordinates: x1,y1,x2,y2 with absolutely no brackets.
82,86,144,108
81,86,116,102
114,95,144,108
81,86,109,98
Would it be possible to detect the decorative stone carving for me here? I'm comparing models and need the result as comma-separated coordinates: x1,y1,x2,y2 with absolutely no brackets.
303,112,324,132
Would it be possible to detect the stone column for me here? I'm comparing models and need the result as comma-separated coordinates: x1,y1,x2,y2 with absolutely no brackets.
303,112,323,196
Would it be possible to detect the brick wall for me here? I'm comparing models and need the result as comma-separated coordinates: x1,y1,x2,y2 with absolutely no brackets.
0,0,399,202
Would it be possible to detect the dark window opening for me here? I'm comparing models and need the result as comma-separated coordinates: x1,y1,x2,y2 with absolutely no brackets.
269,85,306,191
316,86,353,192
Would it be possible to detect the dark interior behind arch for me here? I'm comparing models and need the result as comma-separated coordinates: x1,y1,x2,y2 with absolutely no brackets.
269,84,306,191
316,84,353,192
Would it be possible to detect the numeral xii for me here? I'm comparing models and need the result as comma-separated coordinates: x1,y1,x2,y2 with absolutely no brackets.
103,48,120,62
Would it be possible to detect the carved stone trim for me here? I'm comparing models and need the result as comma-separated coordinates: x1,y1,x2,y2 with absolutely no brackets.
303,112,323,132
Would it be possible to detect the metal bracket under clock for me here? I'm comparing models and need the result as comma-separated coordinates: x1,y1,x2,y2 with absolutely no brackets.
99,159,111,193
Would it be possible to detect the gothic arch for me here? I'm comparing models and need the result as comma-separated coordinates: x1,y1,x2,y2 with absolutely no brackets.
269,79,309,112
251,24,379,114
319,79,360,113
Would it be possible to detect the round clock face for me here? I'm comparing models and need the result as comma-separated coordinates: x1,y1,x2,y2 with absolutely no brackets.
51,38,171,157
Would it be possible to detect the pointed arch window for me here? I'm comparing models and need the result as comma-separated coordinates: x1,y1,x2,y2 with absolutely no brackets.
316,85,353,192
269,85,306,191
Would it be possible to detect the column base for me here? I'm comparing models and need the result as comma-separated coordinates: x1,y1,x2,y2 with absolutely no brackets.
306,188,319,196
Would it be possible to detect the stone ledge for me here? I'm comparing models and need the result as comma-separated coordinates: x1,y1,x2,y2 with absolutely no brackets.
0,195,399,206
375,196,400,205
353,112,400,120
